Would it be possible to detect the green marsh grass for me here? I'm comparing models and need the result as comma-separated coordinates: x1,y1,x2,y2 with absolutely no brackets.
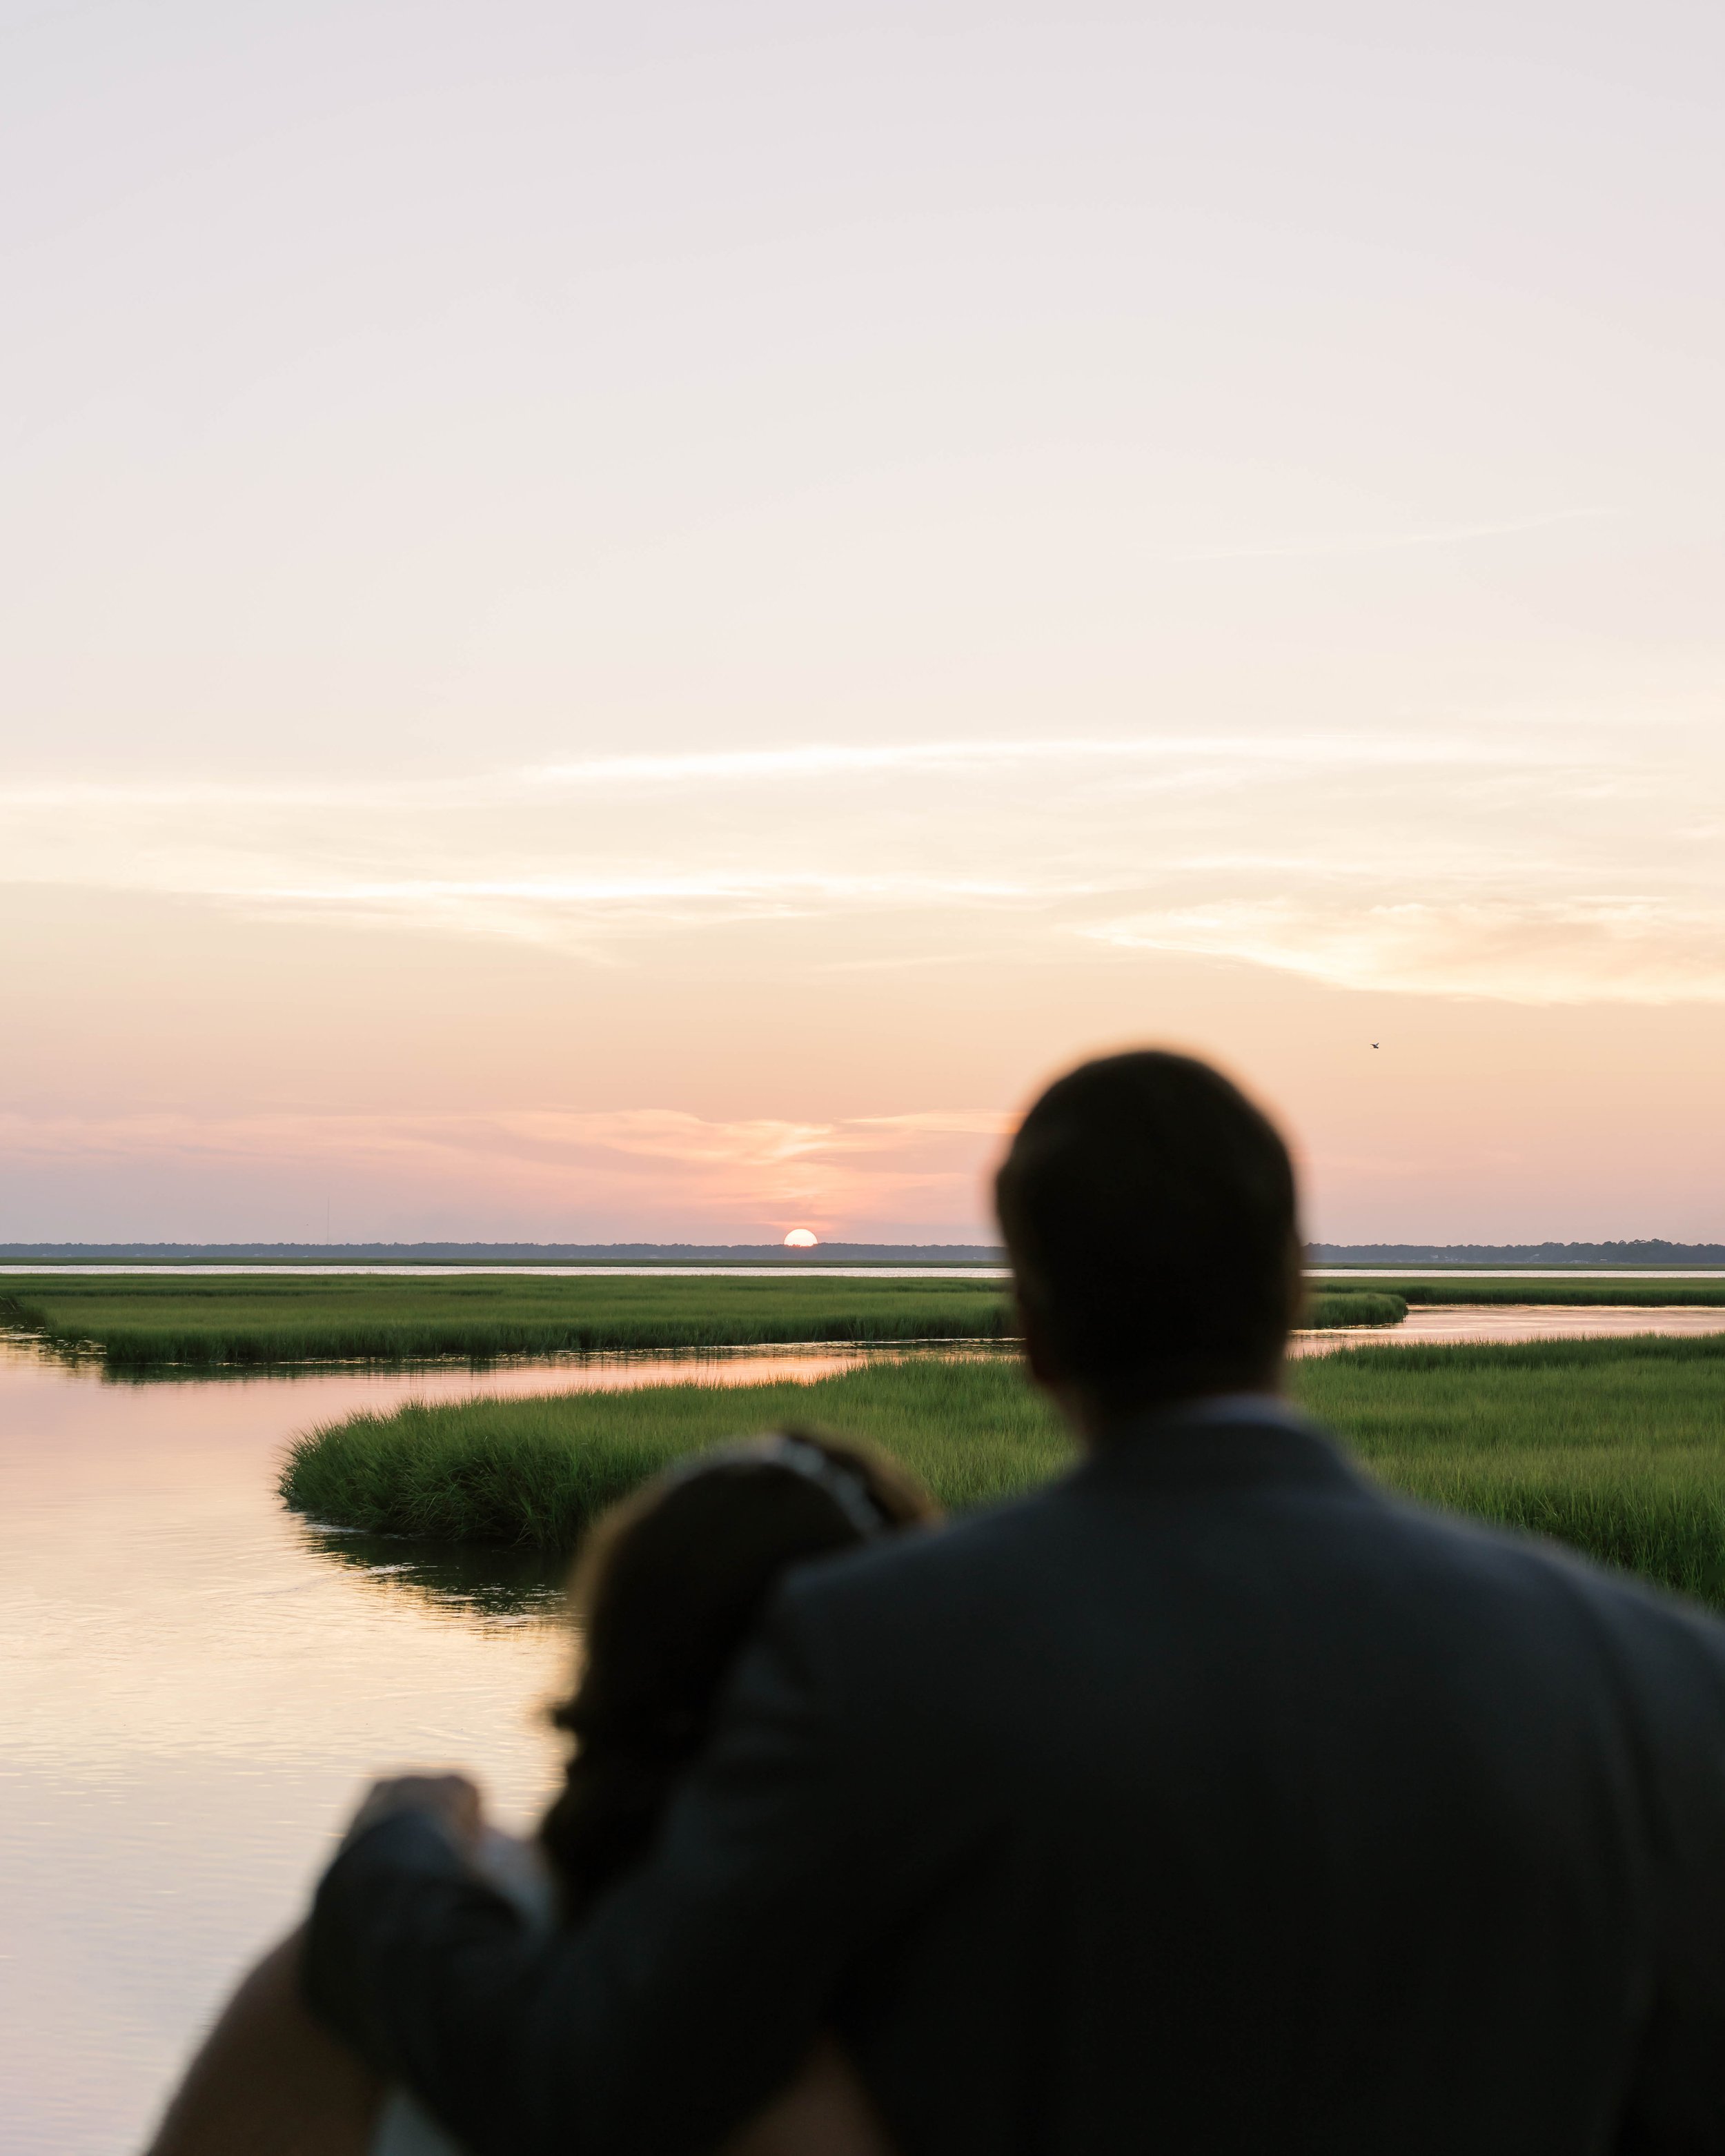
281,1335,1725,1608
0,1274,1014,1367
1311,1291,1405,1327
1332,1277,1725,1307
2,1274,1403,1367
1307,1336,1725,1605
281,1357,1065,1545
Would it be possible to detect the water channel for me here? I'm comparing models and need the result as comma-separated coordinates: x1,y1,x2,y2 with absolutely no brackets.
5,1307,1723,2150
0,1339,870,2154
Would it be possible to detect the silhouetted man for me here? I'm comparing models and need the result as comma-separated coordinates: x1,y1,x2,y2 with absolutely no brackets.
306,1051,1725,2153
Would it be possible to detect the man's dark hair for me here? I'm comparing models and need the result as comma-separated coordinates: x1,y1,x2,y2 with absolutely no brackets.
995,1050,1300,1413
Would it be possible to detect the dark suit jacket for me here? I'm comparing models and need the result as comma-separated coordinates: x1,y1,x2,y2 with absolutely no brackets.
305,1401,1725,2154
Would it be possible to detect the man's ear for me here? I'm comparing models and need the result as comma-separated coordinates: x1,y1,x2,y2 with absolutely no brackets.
1015,1293,1062,1390
1015,1291,1098,1448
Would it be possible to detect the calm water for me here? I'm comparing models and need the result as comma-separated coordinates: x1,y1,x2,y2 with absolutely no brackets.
8,1264,1725,1279
1294,1304,1725,1352
6,1307,1724,2152
0,1339,880,2155
0,1263,1010,1280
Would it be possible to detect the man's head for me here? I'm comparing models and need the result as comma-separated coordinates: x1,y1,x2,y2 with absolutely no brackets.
995,1050,1301,1424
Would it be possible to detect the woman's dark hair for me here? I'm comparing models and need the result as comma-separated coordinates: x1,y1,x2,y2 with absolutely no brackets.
539,1430,935,1917
994,1049,1301,1414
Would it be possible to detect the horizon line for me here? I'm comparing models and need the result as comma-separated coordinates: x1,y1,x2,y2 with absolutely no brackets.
5,1238,1725,1262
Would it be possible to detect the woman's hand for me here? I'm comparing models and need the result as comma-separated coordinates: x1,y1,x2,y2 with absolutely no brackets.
722,2035,900,2156
342,1772,484,1854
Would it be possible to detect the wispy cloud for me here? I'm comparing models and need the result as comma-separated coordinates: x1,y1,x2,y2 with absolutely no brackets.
3,723,1719,1007
249,871,1040,906
0,1105,1004,1234
526,732,1579,791
1145,506,1617,566
1090,896,1725,1005
0,729,1575,816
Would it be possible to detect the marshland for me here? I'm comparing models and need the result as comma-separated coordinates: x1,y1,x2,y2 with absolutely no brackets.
281,1334,1725,1608
0,1268,1414,1367
6,1272,1725,2146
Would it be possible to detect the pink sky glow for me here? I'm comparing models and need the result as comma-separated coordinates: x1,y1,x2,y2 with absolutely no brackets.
3,3,1722,1243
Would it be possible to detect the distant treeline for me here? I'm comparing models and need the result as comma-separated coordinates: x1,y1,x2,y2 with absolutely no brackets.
0,1241,1007,1263
1310,1241,1725,1265
6,1237,1723,1266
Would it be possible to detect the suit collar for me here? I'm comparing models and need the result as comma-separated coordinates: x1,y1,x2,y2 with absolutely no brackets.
1076,1394,1363,1497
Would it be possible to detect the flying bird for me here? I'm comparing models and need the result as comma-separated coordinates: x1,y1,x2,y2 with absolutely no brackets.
1371,1042,1379,1049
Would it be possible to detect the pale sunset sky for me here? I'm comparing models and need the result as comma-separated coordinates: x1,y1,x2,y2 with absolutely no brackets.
3,1,1722,1244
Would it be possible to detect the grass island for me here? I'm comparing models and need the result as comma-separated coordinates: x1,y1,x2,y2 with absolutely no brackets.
2,1270,1410,1367
282,1334,1725,1610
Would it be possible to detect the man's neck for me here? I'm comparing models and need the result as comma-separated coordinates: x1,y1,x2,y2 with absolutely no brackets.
1060,1371,1288,1454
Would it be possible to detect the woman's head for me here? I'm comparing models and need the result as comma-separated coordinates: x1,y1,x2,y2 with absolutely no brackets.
541,1430,935,1912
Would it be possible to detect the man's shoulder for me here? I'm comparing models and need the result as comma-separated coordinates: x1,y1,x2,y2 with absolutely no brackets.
777,1472,1078,1630
1428,1499,1725,1688
777,1426,1725,1710
1239,1428,1725,1691
1389,1481,1723,1618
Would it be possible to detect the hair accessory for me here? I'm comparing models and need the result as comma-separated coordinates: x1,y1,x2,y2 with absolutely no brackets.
664,1435,889,1540
765,1435,889,1538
